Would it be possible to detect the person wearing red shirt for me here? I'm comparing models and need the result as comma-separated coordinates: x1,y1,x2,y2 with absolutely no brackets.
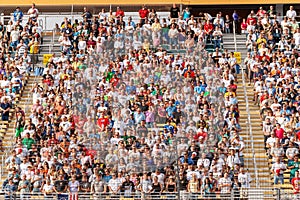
48,135,59,146
274,123,284,140
246,16,257,26
194,127,207,142
292,171,300,196
97,113,109,131
256,7,266,18
204,20,213,43
115,7,125,22
184,70,195,78
110,74,120,87
139,5,149,25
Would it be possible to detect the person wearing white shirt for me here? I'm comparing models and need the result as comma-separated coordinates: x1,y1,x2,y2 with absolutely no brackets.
219,172,232,198
286,6,297,19
238,168,252,188
294,28,300,48
197,153,211,169
271,157,286,185
108,173,121,194
77,37,86,51
114,37,124,54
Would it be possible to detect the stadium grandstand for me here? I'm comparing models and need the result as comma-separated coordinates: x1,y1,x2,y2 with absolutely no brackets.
0,2,298,200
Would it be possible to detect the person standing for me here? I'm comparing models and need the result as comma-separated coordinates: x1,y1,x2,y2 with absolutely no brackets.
232,10,239,34
292,170,300,199
288,156,300,182
42,179,55,199
286,6,297,19
54,174,68,200
271,157,286,185
18,174,30,200
121,174,135,198
238,168,252,199
91,174,106,199
13,7,23,23
27,3,39,22
82,7,93,24
4,178,17,200
170,4,180,20
219,172,232,199
0,98,11,121
139,5,149,25
68,175,80,200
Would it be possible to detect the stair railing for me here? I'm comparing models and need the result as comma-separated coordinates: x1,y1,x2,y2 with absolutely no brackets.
241,63,260,188
232,20,237,52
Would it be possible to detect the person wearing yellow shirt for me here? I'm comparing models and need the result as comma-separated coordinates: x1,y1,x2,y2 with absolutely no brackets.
256,33,267,49
72,57,81,72
142,39,150,52
59,69,69,80
151,18,161,36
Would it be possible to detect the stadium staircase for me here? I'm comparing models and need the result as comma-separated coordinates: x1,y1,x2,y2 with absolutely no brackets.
0,74,43,186
223,33,272,188
226,33,292,190
40,32,61,59
0,33,55,186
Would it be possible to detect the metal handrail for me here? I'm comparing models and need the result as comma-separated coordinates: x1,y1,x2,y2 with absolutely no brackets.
232,20,237,52
232,19,259,187
0,189,290,199
241,64,259,188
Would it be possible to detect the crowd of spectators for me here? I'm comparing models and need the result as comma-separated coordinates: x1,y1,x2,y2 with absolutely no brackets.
0,4,254,200
243,4,300,190
0,3,41,152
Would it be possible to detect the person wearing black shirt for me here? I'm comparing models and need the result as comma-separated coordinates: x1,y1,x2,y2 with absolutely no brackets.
173,106,184,125
82,7,93,24
136,120,148,137
54,174,68,193
28,144,40,163
0,98,11,121
178,173,188,192
121,175,135,197
170,4,180,19
80,175,91,193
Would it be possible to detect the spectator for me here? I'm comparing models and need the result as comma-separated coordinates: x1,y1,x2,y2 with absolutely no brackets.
139,5,149,25
82,7,93,24
27,3,39,22
271,157,287,185
286,6,297,19
13,7,24,23
68,175,80,200
169,4,180,20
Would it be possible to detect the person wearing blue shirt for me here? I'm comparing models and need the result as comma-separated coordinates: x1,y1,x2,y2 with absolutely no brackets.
232,10,239,34
4,178,17,200
126,82,136,95
13,7,24,23
194,83,207,94
134,108,145,125
163,121,175,134
166,101,177,118
179,153,194,165
182,7,191,21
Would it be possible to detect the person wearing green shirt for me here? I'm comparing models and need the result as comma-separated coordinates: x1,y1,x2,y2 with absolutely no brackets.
22,133,35,149
288,156,300,181
105,68,114,82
